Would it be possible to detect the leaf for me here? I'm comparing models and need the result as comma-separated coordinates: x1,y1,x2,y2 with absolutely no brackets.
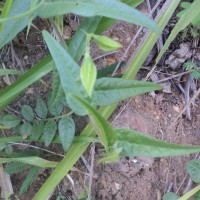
0,114,21,128
0,157,57,168
94,77,162,106
68,16,102,62
97,62,125,79
58,117,75,152
48,70,64,116
92,34,122,52
20,123,32,136
42,30,89,116
67,94,115,151
42,31,86,98
38,0,159,33
5,145,13,154
80,49,97,97
0,143,6,151
21,105,34,121
30,121,44,140
194,191,200,200
98,148,122,164
162,192,179,200
4,162,30,174
35,98,48,119
95,0,144,34
19,166,40,195
187,160,200,183
114,129,200,157
0,69,22,76
43,120,57,147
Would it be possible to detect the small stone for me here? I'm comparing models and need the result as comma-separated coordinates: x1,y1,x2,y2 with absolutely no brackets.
115,182,121,190
24,55,28,60
173,106,180,113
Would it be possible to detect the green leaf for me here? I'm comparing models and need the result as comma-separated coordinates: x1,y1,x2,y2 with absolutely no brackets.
162,192,179,200
98,148,122,164
92,34,122,52
43,120,57,147
58,117,75,152
114,129,200,157
20,123,32,136
0,114,21,128
4,162,30,174
42,30,89,116
97,62,125,79
187,160,200,183
95,0,144,34
68,94,115,151
30,121,44,140
38,0,159,33
80,49,97,97
194,191,200,200
94,78,161,106
48,70,64,116
21,105,34,121
35,98,48,119
0,69,22,76
0,143,6,151
193,69,200,80
5,145,13,154
68,16,102,62
19,166,40,195
42,30,86,98
0,157,57,168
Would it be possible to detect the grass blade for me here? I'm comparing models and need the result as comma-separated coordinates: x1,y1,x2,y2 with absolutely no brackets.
0,157,57,168
0,0,13,31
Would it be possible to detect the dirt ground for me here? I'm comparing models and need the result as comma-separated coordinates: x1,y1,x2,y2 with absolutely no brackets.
1,2,200,200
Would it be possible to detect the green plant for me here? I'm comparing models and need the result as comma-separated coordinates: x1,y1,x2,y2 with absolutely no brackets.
0,0,200,199
183,61,200,79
